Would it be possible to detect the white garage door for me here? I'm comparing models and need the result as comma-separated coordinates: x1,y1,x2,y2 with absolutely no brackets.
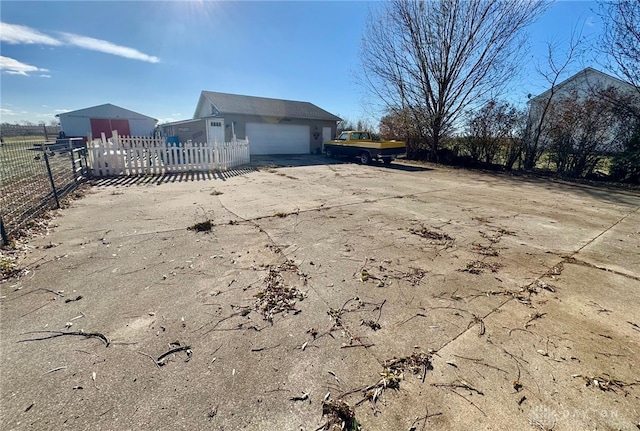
246,123,310,155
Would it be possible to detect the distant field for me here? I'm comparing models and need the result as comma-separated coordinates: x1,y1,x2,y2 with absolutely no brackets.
3,135,50,144
1,124,60,143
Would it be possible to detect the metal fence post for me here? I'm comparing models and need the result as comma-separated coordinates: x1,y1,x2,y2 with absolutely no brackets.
0,216,8,246
68,139,78,183
44,150,61,209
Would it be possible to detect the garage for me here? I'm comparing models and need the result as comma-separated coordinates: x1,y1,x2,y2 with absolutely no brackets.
173,91,341,155
246,123,310,155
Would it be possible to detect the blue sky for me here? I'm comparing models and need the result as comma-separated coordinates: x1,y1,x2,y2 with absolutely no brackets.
1,1,606,126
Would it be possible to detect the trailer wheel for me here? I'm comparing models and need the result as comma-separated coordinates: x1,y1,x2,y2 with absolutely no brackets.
383,157,392,165
325,148,333,158
359,151,372,165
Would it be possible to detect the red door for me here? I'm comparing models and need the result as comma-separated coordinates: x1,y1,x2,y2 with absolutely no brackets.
110,119,131,137
90,118,132,139
90,118,112,139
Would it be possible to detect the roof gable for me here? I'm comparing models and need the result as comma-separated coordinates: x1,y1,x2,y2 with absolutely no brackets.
530,67,636,103
57,103,157,121
194,91,341,121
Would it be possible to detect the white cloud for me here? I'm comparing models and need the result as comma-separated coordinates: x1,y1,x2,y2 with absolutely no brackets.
35,112,56,118
54,109,70,113
0,56,48,76
1,108,17,115
0,22,62,45
40,74,51,78
59,32,160,63
0,21,160,64
157,117,181,124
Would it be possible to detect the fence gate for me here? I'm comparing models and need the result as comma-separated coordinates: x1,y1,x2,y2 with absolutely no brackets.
1,138,90,245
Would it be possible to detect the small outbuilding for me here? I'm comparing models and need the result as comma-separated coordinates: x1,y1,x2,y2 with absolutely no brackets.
161,92,341,155
57,103,157,139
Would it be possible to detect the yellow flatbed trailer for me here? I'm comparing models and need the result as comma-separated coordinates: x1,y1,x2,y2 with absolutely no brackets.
324,131,406,165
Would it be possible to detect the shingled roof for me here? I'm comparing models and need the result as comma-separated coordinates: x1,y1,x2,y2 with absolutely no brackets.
195,91,341,121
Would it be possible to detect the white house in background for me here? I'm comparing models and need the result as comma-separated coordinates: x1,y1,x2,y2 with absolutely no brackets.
160,91,341,155
528,67,637,128
57,104,157,139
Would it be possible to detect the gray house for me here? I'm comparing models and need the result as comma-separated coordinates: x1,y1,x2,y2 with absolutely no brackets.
161,92,341,155
57,103,157,139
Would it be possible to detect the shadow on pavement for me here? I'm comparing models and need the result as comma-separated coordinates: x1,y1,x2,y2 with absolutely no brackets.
480,170,640,207
90,156,434,188
249,155,434,172
376,161,434,172
248,154,342,168
87,155,635,209
90,166,259,186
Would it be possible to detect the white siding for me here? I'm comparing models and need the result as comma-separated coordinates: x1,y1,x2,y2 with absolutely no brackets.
59,116,92,137
128,118,156,136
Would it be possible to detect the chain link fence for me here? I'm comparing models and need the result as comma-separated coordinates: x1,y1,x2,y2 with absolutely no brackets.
0,138,88,245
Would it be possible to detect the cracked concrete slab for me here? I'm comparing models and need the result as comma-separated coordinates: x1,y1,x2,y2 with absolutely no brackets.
2,156,638,430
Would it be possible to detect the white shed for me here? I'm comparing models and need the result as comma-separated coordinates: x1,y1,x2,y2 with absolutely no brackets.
57,103,157,139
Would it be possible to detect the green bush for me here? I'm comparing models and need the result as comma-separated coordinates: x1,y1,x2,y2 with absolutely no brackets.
610,131,640,183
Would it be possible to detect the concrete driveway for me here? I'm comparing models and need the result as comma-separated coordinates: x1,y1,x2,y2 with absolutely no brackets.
2,156,639,430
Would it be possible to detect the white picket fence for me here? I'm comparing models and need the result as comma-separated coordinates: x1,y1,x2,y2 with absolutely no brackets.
89,131,250,177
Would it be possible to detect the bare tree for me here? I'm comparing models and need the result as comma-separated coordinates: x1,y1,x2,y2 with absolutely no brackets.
379,108,422,153
359,0,547,162
336,117,376,135
522,27,587,170
355,118,376,133
462,99,525,167
336,118,352,135
545,87,635,177
610,128,640,183
599,0,640,95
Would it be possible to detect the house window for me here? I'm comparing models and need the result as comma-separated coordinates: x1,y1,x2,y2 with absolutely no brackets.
211,121,222,127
